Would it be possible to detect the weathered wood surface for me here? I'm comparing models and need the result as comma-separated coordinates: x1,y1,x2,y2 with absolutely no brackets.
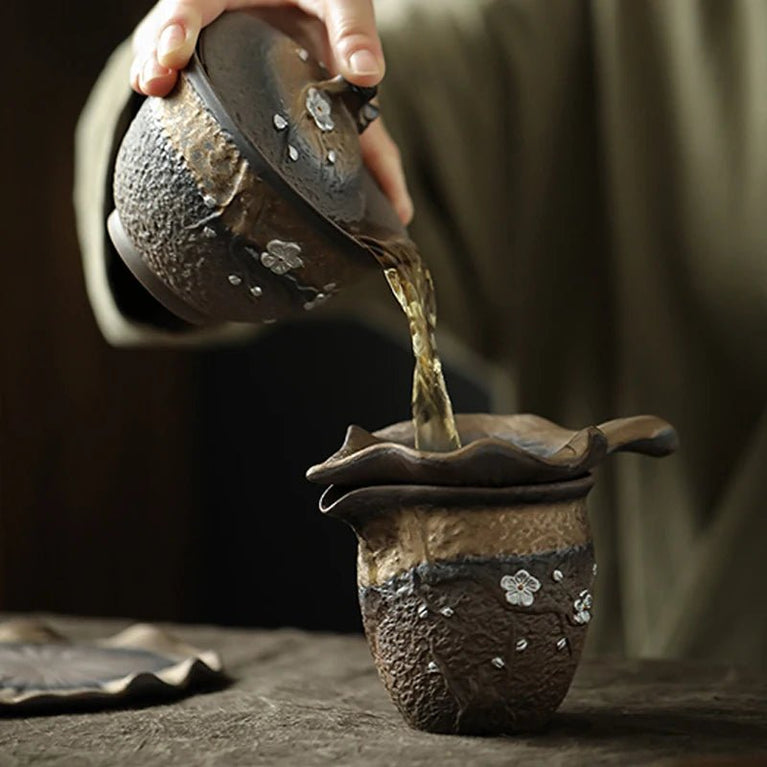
1,616,765,765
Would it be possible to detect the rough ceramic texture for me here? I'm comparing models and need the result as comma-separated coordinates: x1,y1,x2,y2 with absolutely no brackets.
111,11,405,325
0,618,223,710
116,79,345,321
320,478,594,588
361,547,594,734
114,78,366,323
308,412,678,735
320,475,595,734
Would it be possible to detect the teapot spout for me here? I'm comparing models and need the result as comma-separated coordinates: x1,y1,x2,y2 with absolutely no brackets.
319,484,384,537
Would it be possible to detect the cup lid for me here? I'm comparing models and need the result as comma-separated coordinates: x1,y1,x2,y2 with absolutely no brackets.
189,10,405,250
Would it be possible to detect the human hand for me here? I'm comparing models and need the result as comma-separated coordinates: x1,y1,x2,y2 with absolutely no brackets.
130,0,413,224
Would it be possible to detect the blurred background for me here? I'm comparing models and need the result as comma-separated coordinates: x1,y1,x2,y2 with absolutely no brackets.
0,0,490,631
1,0,766,674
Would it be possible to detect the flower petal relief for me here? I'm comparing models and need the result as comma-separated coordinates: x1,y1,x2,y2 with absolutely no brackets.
260,240,304,275
573,589,593,625
500,569,541,607
305,87,335,132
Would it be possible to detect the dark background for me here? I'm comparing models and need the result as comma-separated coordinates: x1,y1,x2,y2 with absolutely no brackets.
0,0,489,630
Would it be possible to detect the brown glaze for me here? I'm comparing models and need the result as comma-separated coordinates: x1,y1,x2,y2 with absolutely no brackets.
318,468,596,734
307,413,679,487
157,77,263,244
110,11,405,325
321,479,593,588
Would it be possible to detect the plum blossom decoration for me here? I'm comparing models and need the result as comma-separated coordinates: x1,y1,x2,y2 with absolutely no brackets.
500,570,541,607
573,589,593,625
260,240,303,275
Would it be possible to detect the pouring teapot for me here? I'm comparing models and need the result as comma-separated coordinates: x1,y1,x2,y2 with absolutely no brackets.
109,10,404,325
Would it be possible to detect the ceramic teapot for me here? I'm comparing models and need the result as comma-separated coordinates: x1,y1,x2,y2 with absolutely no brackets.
109,10,404,325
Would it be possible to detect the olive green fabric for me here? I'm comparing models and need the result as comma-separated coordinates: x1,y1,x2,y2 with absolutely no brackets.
75,0,767,668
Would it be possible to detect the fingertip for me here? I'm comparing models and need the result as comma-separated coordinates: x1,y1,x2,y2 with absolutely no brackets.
341,48,385,86
156,17,199,69
361,123,413,226
397,195,415,226
392,178,414,225
139,56,177,96
141,73,178,97
341,48,386,87
325,0,385,86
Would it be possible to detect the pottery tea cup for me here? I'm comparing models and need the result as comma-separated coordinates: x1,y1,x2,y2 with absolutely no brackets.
308,413,678,735
109,10,404,325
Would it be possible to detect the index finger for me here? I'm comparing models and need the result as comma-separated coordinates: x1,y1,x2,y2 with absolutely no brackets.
320,0,385,87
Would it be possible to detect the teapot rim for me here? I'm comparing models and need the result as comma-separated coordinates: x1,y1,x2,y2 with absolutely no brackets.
320,473,596,521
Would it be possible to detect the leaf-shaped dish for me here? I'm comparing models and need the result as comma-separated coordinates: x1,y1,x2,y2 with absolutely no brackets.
0,619,224,711
307,413,678,488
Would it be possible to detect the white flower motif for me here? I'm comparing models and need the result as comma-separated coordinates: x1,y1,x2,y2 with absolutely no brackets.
500,569,541,607
573,589,593,625
260,240,303,275
305,87,335,132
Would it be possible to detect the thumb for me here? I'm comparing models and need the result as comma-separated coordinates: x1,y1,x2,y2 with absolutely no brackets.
323,0,385,87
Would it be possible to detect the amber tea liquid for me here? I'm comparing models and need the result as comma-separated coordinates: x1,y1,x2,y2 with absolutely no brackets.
363,238,461,452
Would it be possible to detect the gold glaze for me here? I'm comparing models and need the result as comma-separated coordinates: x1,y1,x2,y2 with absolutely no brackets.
356,497,591,587
146,74,372,318
154,76,266,238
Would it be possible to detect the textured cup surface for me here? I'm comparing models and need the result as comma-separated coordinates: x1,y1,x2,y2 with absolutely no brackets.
322,479,596,734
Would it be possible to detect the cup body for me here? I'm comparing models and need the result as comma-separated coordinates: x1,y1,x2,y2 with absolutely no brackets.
322,477,596,734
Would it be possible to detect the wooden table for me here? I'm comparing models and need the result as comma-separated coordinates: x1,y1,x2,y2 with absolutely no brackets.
1,616,766,765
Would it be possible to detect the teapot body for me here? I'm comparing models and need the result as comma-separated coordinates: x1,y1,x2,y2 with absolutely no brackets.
111,75,374,324
109,11,403,325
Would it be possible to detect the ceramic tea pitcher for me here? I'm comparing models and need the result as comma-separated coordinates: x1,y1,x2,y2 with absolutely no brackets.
109,10,404,325
308,413,678,734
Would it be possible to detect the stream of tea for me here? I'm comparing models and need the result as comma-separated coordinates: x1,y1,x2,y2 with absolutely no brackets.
362,237,461,453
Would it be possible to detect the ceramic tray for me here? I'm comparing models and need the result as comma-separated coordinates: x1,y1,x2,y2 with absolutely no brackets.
0,618,224,711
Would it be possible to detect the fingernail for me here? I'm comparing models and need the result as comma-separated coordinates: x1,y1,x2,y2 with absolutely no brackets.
348,49,380,77
158,23,186,59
